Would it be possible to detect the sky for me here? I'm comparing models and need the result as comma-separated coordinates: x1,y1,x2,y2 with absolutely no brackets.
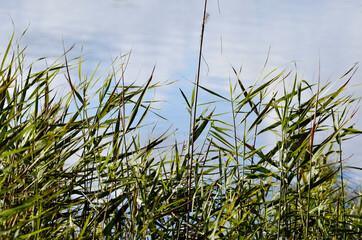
1,0,362,182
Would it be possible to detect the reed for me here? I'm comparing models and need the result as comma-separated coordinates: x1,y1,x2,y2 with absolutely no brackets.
0,31,361,239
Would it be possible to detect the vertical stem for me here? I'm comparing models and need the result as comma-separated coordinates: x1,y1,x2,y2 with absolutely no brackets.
338,131,346,240
277,129,285,239
230,84,240,180
335,192,340,240
305,61,321,239
187,0,208,238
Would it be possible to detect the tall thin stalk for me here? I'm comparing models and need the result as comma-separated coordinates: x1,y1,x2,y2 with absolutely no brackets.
187,0,208,237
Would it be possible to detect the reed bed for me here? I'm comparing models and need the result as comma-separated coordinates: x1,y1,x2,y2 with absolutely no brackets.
0,29,362,240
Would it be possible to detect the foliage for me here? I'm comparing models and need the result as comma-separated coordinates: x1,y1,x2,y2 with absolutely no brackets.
0,32,362,239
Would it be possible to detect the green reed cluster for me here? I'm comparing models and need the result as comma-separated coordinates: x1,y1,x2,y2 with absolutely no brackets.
0,32,361,239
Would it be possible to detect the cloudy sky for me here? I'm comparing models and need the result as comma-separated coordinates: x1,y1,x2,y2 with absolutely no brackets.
1,0,362,180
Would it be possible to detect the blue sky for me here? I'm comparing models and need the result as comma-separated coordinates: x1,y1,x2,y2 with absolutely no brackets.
1,0,362,181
